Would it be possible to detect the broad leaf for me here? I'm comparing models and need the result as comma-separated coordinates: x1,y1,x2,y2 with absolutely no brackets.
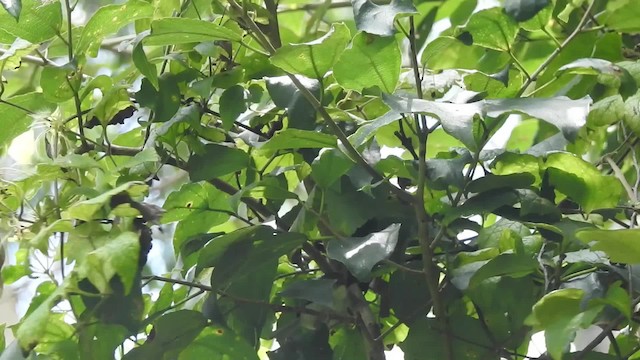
279,279,337,308
504,0,550,22
266,75,320,130
576,229,640,264
144,17,242,46
259,129,337,153
178,326,259,360
334,32,401,92
0,0,61,43
0,92,55,147
463,8,518,51
326,223,400,281
271,23,351,79
77,0,153,57
187,143,250,181
64,182,148,221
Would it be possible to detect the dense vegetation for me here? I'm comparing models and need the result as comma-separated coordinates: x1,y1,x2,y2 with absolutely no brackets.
1,0,640,359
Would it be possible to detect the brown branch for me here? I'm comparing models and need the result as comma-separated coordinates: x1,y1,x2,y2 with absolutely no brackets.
142,275,354,323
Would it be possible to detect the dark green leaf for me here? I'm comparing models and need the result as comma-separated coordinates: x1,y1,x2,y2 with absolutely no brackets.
279,279,337,308
178,326,259,360
266,75,319,130
187,144,250,181
504,0,550,22
329,327,367,360
219,85,247,130
132,42,158,90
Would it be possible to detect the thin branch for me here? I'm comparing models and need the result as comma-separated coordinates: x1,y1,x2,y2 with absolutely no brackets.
142,275,353,322
517,0,595,96
409,15,453,360
278,1,351,13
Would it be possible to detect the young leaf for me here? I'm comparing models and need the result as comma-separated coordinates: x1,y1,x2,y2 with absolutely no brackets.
271,23,351,79
0,0,61,43
259,129,337,153
576,229,640,264
334,32,401,93
0,92,55,147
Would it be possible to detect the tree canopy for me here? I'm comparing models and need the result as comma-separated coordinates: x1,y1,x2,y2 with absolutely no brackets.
1,0,640,359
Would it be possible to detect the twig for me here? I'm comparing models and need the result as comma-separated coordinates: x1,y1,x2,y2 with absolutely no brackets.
278,1,351,12
517,0,595,96
408,15,454,360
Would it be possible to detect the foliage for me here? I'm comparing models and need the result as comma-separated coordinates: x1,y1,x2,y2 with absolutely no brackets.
1,0,640,359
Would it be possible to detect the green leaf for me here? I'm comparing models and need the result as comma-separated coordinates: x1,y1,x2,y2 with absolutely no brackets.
543,152,623,212
271,23,351,79
604,1,640,32
266,76,320,130
504,0,550,22
588,95,625,127
40,64,79,102
0,0,61,43
388,262,431,323
123,310,207,359
219,85,247,130
16,283,66,352
425,152,472,190
526,289,602,360
624,93,640,137
77,0,153,57
0,92,55,147
467,173,536,193
351,0,417,36
77,231,140,294
132,42,158,90
64,182,148,221
329,327,367,360
178,326,259,360
462,8,518,51
29,219,73,253
259,129,337,153
197,226,265,269
0,0,21,20
279,279,337,308
144,18,241,46
311,149,353,189
135,75,181,122
187,143,250,181
334,32,401,92
576,229,640,264
469,254,538,288
326,223,400,281
349,110,401,147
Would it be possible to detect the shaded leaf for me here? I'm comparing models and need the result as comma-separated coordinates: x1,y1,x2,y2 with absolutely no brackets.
178,326,259,360
504,0,550,22
266,75,320,130
219,85,247,130
279,279,337,308
187,144,250,181
327,223,400,281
